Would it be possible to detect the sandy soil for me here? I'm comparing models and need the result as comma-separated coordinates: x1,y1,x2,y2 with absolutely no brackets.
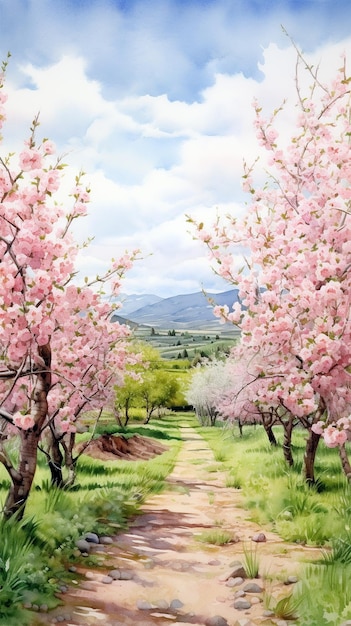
37,424,323,626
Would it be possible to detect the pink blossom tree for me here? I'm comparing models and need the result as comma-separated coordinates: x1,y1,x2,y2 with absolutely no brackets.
186,359,231,426
190,49,351,483
0,58,138,517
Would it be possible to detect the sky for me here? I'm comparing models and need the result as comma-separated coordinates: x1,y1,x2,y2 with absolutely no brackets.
1,0,351,298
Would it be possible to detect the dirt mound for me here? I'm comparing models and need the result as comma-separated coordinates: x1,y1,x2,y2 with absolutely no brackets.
77,433,168,462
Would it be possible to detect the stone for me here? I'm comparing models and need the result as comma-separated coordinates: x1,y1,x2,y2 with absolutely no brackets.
233,599,252,610
120,569,133,580
137,600,153,610
85,571,95,579
233,620,256,626
243,582,263,593
205,616,229,626
170,598,184,610
76,539,91,554
284,575,298,585
100,536,114,544
84,532,100,544
222,564,246,580
234,590,245,598
226,576,244,587
109,569,121,580
102,575,113,584
250,596,261,605
252,532,266,542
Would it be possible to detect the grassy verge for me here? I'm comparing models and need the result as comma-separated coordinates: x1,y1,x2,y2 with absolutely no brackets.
196,420,351,624
0,414,182,625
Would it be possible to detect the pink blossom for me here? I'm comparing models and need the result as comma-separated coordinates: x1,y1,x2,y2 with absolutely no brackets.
13,413,35,430
19,148,43,171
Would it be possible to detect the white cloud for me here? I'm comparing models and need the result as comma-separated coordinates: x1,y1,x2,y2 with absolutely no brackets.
1,1,351,297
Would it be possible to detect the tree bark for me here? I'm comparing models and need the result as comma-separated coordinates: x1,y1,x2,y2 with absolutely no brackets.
4,343,52,519
339,443,351,483
62,433,77,487
48,434,64,487
282,417,294,466
264,424,278,446
304,429,320,484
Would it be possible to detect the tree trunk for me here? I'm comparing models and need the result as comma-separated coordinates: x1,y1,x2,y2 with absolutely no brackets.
62,433,77,487
4,429,40,519
48,434,64,487
238,419,243,437
304,429,320,484
4,343,52,519
339,443,351,483
282,418,294,466
264,424,278,446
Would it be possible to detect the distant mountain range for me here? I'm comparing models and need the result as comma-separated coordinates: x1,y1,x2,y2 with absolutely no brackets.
112,289,239,330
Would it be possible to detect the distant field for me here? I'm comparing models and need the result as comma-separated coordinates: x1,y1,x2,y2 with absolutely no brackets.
133,326,239,360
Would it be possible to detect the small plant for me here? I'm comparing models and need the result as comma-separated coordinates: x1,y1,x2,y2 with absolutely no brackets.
0,518,38,624
264,590,301,621
242,542,260,578
195,529,233,545
295,562,351,625
225,473,242,489
214,451,227,463
321,532,351,565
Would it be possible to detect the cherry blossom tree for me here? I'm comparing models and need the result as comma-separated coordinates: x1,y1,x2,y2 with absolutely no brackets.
186,359,231,426
190,48,351,483
0,58,138,517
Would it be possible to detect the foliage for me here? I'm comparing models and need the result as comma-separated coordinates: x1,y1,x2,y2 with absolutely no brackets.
242,541,260,578
195,529,233,545
264,590,302,621
0,517,48,624
295,563,351,625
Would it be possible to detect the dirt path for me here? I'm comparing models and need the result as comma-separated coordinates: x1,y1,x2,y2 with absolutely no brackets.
42,424,322,626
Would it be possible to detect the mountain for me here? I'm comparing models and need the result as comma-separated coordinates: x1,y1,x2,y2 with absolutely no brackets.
118,289,239,330
113,293,163,316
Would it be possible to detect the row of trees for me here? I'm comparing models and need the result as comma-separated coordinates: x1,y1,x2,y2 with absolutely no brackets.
189,47,351,484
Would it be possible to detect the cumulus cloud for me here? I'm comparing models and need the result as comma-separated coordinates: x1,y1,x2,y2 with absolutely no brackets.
1,0,351,296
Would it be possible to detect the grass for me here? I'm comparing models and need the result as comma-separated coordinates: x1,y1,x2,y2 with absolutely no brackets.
195,528,234,545
242,542,260,578
195,418,351,624
264,590,302,621
0,412,183,625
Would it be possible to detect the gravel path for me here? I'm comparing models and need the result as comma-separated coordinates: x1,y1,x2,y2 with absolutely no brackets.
38,423,322,626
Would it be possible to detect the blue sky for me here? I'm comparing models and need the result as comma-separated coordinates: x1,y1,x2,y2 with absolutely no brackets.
1,0,351,297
